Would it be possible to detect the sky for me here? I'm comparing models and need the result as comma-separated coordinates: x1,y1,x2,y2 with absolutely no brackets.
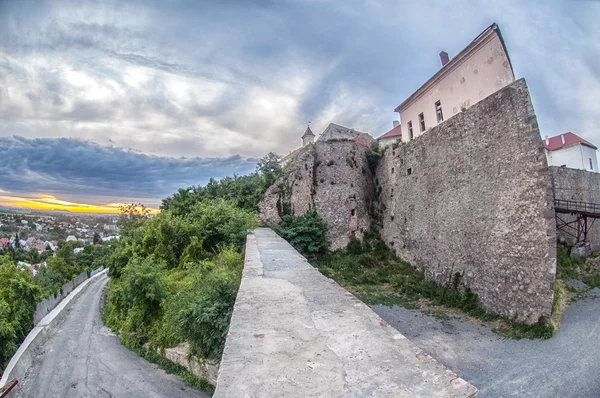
1,0,599,212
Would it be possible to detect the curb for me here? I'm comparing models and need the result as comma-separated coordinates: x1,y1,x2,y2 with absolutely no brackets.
0,268,109,389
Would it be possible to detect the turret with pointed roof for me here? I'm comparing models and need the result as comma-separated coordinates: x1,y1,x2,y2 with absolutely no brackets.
301,125,315,146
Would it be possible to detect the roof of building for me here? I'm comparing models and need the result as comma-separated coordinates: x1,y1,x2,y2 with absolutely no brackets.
279,148,301,164
377,124,402,140
544,132,598,151
318,123,373,147
395,22,514,113
302,126,315,138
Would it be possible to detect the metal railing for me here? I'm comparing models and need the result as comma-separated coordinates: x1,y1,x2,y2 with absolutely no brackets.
554,199,600,217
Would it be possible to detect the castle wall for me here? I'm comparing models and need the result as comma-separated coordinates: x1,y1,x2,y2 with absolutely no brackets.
550,166,600,250
259,141,374,250
377,79,556,323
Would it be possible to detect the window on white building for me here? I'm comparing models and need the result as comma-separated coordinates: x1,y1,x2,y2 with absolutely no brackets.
418,113,425,132
435,101,443,122
408,121,413,140
590,158,593,170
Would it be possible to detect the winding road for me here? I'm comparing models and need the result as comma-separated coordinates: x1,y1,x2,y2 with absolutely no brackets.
17,273,208,398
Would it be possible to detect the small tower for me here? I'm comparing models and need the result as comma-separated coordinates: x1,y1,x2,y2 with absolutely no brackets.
301,124,315,146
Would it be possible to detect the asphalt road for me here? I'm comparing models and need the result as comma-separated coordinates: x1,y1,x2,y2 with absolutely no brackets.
372,288,600,397
18,273,209,398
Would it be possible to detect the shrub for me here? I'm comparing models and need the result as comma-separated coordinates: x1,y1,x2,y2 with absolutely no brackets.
366,141,382,173
275,211,328,258
0,255,40,369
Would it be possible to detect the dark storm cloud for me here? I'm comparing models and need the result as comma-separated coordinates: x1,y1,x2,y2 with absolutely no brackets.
0,136,256,201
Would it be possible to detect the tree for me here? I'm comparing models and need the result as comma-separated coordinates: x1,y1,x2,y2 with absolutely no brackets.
256,152,282,188
0,255,40,368
117,203,150,235
14,233,20,249
93,232,102,245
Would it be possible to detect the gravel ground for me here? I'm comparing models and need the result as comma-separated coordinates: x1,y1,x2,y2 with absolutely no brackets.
372,288,600,397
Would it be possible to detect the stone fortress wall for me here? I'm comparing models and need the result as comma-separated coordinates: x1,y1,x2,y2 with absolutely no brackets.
259,139,375,250
550,166,600,251
260,79,560,324
376,78,556,323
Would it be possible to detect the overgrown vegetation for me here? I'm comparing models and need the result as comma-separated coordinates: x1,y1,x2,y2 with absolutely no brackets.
0,255,39,369
550,243,600,329
161,152,281,215
366,141,382,173
103,153,283,390
276,211,554,340
275,211,328,259
556,244,600,289
103,199,257,361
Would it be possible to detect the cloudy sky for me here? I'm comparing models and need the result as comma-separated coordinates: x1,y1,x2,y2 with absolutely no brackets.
1,0,599,211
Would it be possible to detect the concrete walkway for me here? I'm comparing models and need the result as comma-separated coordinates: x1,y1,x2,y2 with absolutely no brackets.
215,228,477,397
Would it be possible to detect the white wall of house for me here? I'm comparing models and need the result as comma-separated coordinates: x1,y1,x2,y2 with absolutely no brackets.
398,27,514,142
546,144,599,172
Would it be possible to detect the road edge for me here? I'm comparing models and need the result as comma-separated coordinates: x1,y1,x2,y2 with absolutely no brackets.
0,268,109,389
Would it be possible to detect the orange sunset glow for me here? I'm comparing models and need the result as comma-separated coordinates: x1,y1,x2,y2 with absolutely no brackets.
0,193,159,214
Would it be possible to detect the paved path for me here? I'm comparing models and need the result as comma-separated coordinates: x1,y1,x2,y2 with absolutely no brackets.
18,273,208,398
215,228,477,397
373,289,600,397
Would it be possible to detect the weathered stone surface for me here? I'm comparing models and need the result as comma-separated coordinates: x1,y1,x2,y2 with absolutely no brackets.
376,78,556,324
162,343,219,386
260,79,556,324
259,139,374,250
550,166,600,250
570,242,592,259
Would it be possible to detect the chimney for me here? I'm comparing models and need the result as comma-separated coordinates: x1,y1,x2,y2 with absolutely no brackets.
439,51,449,67
393,120,400,128
545,136,549,146
561,134,566,145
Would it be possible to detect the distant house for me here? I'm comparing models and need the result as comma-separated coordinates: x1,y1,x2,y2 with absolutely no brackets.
66,235,77,242
544,132,598,172
377,121,402,148
102,235,119,242
0,238,9,248
279,123,373,166
279,125,316,166
317,123,373,147
395,23,514,142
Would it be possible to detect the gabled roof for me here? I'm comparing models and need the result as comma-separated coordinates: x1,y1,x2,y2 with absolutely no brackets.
377,124,402,140
302,126,315,138
395,22,514,113
318,123,374,147
544,132,597,151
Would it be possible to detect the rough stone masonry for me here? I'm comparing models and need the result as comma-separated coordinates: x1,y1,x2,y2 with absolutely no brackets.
260,79,557,324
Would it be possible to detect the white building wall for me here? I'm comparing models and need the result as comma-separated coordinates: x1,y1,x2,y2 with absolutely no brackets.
546,144,598,172
399,31,514,142
581,145,599,172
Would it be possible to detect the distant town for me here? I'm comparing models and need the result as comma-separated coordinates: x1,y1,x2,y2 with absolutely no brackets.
0,208,120,252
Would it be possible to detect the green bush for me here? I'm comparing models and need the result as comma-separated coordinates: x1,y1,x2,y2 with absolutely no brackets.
103,199,255,366
312,228,554,339
0,255,40,369
275,211,329,258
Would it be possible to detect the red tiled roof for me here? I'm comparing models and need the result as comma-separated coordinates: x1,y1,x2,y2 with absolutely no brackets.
377,124,402,140
543,132,597,151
